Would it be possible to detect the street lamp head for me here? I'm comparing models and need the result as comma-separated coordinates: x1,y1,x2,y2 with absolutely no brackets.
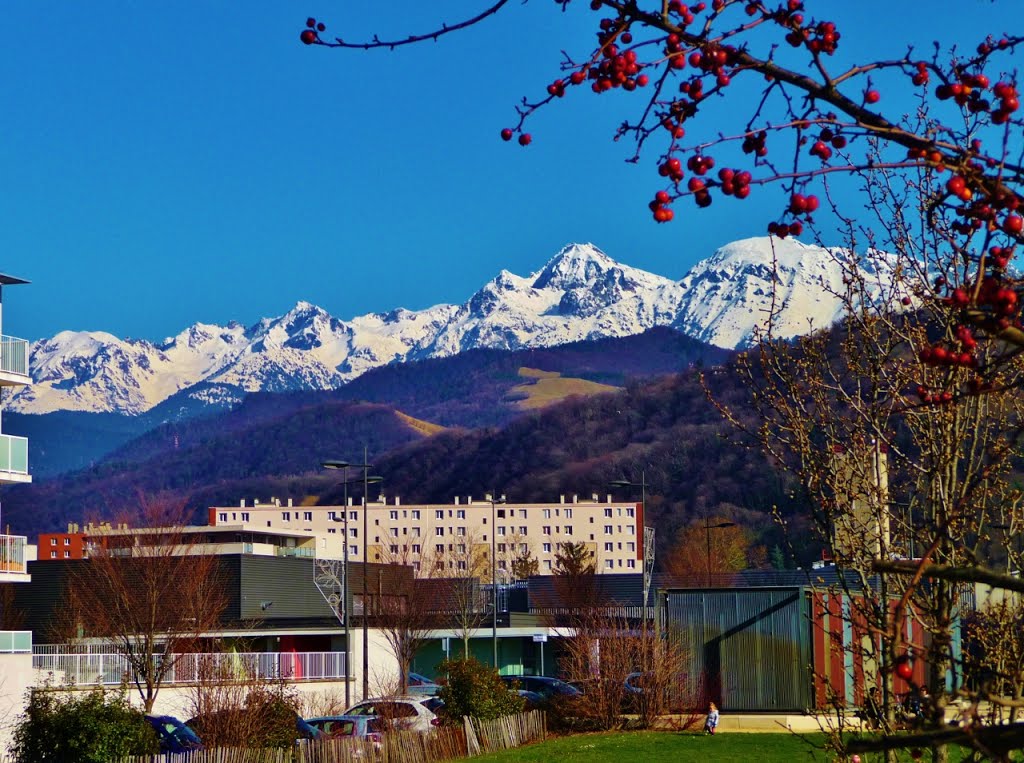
365,475,384,485
321,460,350,470
708,521,737,529
608,479,636,490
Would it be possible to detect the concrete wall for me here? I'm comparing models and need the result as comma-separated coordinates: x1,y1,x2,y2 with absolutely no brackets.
0,653,34,754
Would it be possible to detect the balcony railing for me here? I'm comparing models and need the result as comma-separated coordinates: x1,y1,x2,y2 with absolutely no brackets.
0,535,27,573
0,337,28,378
0,435,28,476
32,649,347,686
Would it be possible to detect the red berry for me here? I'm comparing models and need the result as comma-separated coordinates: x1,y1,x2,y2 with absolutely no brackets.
500,128,513,142
865,89,880,104
1004,214,1023,235
895,657,913,681
518,133,532,146
300,29,317,45
306,17,316,28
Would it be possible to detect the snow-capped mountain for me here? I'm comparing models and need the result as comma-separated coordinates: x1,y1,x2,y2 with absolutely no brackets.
10,238,876,416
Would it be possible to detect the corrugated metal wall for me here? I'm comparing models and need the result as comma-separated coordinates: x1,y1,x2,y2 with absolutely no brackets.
665,587,812,712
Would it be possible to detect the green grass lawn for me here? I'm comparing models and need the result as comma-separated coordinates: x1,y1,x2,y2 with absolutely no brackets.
472,730,1022,762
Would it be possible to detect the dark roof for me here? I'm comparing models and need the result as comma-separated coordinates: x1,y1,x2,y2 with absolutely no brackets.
0,273,29,286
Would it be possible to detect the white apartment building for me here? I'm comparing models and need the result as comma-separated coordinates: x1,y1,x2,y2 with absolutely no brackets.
208,493,644,575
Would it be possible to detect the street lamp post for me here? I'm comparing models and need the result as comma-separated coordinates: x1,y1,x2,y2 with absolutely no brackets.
608,475,649,674
321,460,351,707
488,495,506,671
323,449,381,701
703,518,737,588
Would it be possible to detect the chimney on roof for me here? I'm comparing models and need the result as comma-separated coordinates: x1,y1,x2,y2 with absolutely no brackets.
273,497,280,507
239,499,245,507
606,494,612,504
287,498,293,507
573,494,579,504
592,493,599,502
454,496,460,505
560,495,565,504
485,493,492,502
395,496,400,506
468,496,472,504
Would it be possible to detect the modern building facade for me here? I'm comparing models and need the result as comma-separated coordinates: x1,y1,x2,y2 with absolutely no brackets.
208,494,645,575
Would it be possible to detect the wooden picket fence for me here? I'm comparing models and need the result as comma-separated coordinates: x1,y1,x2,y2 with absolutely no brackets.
122,710,546,763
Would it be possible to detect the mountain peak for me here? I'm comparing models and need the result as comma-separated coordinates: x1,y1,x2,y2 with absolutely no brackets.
531,243,618,290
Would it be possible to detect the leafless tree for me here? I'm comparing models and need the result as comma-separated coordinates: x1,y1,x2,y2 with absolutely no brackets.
64,497,227,713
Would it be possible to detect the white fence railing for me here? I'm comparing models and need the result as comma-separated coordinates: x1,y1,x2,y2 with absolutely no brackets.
0,535,27,573
32,650,347,686
0,336,28,377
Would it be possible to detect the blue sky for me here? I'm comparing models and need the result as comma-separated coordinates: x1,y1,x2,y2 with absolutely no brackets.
0,2,1014,341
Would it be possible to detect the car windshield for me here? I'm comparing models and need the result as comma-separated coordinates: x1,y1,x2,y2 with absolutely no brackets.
420,697,444,713
346,703,375,717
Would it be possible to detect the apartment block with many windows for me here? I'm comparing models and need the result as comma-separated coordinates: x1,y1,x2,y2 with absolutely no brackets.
209,493,644,575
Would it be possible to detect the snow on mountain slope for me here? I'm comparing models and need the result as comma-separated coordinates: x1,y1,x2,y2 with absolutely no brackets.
10,238,879,416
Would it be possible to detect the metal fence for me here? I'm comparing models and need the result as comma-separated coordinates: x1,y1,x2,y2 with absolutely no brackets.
0,336,28,377
32,649,347,686
0,535,27,572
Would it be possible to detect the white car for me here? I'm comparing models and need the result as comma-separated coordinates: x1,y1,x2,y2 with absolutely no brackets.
342,695,444,733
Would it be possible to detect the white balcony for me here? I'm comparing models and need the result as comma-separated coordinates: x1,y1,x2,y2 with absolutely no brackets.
31,648,347,686
0,336,29,387
0,536,30,582
0,434,29,484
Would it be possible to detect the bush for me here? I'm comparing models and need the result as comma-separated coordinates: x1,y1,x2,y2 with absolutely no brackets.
11,685,158,763
436,657,525,723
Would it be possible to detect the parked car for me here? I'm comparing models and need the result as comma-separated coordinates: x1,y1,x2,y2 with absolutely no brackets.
342,696,443,732
406,671,442,695
145,715,203,754
306,714,384,743
499,675,581,700
513,689,546,710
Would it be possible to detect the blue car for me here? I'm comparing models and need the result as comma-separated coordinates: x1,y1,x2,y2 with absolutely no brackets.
145,715,203,753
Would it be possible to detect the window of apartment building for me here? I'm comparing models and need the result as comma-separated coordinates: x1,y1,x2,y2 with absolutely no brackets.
498,543,507,553
565,525,573,535
565,508,573,518
497,509,506,518
604,525,613,534
456,509,465,519
497,526,506,536
328,528,336,534
435,527,444,536
267,521,272,527
50,551,56,559
456,527,466,536
628,526,635,535
412,544,421,553
390,510,398,520
389,528,398,537
542,526,551,535
604,508,613,517
241,512,249,522
457,544,466,554
604,542,614,552
350,528,358,537
350,511,358,520
375,519,380,526
519,543,528,554
390,545,399,554
457,560,467,570
435,510,444,520
519,509,527,518
543,560,552,571
589,517,594,523
328,511,337,520
617,559,623,567
519,526,527,535
350,545,359,556
303,511,313,521
412,527,421,537
412,561,420,572
543,542,551,553
282,512,290,521
628,542,636,552
402,527,408,535
49,538,56,546
626,508,635,517
604,559,614,570
411,510,420,520
436,544,445,554
374,536,380,543
627,559,636,569
219,513,227,522
542,509,551,519
618,525,622,533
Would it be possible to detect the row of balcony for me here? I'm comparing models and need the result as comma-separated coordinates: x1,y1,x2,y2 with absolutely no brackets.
0,336,28,381
32,649,347,686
